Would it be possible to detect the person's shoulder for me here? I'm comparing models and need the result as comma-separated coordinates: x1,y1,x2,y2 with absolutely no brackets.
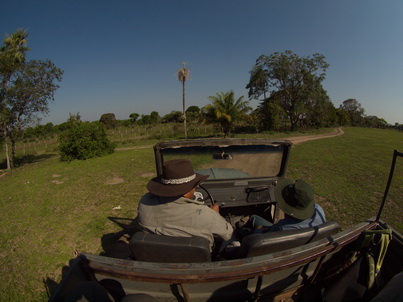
314,203,325,215
315,203,324,210
139,192,162,205
313,203,326,224
140,192,153,200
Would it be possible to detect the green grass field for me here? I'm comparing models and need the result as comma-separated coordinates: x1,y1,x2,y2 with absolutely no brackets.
0,127,402,301
286,127,403,230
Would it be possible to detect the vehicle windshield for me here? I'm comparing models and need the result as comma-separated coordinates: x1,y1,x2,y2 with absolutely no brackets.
161,143,286,180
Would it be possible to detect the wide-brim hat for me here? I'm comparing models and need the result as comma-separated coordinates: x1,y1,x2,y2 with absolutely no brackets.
147,159,208,197
274,179,315,220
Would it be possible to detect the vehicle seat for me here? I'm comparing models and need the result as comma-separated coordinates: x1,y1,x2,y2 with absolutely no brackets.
130,232,211,263
237,220,341,258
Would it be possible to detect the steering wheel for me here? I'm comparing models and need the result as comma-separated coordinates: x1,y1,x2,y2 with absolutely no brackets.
198,185,215,206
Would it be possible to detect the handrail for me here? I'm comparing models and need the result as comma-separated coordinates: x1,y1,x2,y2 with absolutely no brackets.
376,150,403,222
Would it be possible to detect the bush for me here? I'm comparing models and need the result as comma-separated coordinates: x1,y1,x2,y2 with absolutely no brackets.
59,121,116,161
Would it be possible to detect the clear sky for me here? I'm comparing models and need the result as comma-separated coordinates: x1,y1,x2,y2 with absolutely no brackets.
1,0,403,125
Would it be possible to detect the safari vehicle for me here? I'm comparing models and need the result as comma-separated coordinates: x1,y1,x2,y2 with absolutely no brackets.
49,139,403,301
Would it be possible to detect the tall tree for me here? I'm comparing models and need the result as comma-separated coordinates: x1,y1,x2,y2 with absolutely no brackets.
248,50,329,131
129,113,140,123
204,91,251,137
162,110,183,123
0,29,29,93
0,29,29,169
150,111,160,124
257,98,287,132
100,113,117,129
176,62,190,138
339,98,365,126
335,108,351,126
186,105,200,123
301,83,336,128
1,30,63,168
6,59,63,166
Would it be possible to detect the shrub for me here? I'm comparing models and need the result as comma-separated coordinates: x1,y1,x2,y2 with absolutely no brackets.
59,120,116,161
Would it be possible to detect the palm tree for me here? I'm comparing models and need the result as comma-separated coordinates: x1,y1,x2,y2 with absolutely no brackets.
0,29,29,169
205,91,251,137
1,29,29,92
176,62,190,138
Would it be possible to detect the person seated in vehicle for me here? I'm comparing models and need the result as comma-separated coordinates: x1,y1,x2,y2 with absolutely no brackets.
137,159,234,252
238,179,326,234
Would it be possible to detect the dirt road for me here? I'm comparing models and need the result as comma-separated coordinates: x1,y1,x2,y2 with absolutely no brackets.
199,128,345,177
116,128,344,152
283,128,344,145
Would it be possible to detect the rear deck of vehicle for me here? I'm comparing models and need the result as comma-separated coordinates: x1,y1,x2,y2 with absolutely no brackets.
49,220,403,301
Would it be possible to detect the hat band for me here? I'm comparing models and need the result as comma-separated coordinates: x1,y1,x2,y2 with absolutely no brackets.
161,174,196,185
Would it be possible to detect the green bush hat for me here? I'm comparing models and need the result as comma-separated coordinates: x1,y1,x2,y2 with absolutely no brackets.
274,179,315,220
147,159,209,197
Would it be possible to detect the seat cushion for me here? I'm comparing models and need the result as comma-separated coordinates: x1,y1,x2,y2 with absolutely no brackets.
238,220,341,258
130,232,211,263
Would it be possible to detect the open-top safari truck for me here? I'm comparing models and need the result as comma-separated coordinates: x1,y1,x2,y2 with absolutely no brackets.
49,139,403,301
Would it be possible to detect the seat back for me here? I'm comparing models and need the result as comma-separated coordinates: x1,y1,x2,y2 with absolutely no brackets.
238,220,341,258
130,232,211,263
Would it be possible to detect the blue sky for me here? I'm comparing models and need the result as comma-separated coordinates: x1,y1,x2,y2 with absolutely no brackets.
1,0,403,125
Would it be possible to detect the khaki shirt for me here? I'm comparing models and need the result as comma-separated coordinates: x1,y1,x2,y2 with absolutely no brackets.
137,193,234,251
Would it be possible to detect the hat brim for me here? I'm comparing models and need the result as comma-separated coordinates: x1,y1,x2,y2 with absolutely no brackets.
147,173,208,197
274,179,315,220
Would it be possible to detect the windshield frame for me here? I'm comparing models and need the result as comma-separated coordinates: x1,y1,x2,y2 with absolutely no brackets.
153,138,293,181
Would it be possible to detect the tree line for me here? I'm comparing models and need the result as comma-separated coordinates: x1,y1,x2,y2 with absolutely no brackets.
1,30,395,167
246,50,389,131
102,51,389,136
